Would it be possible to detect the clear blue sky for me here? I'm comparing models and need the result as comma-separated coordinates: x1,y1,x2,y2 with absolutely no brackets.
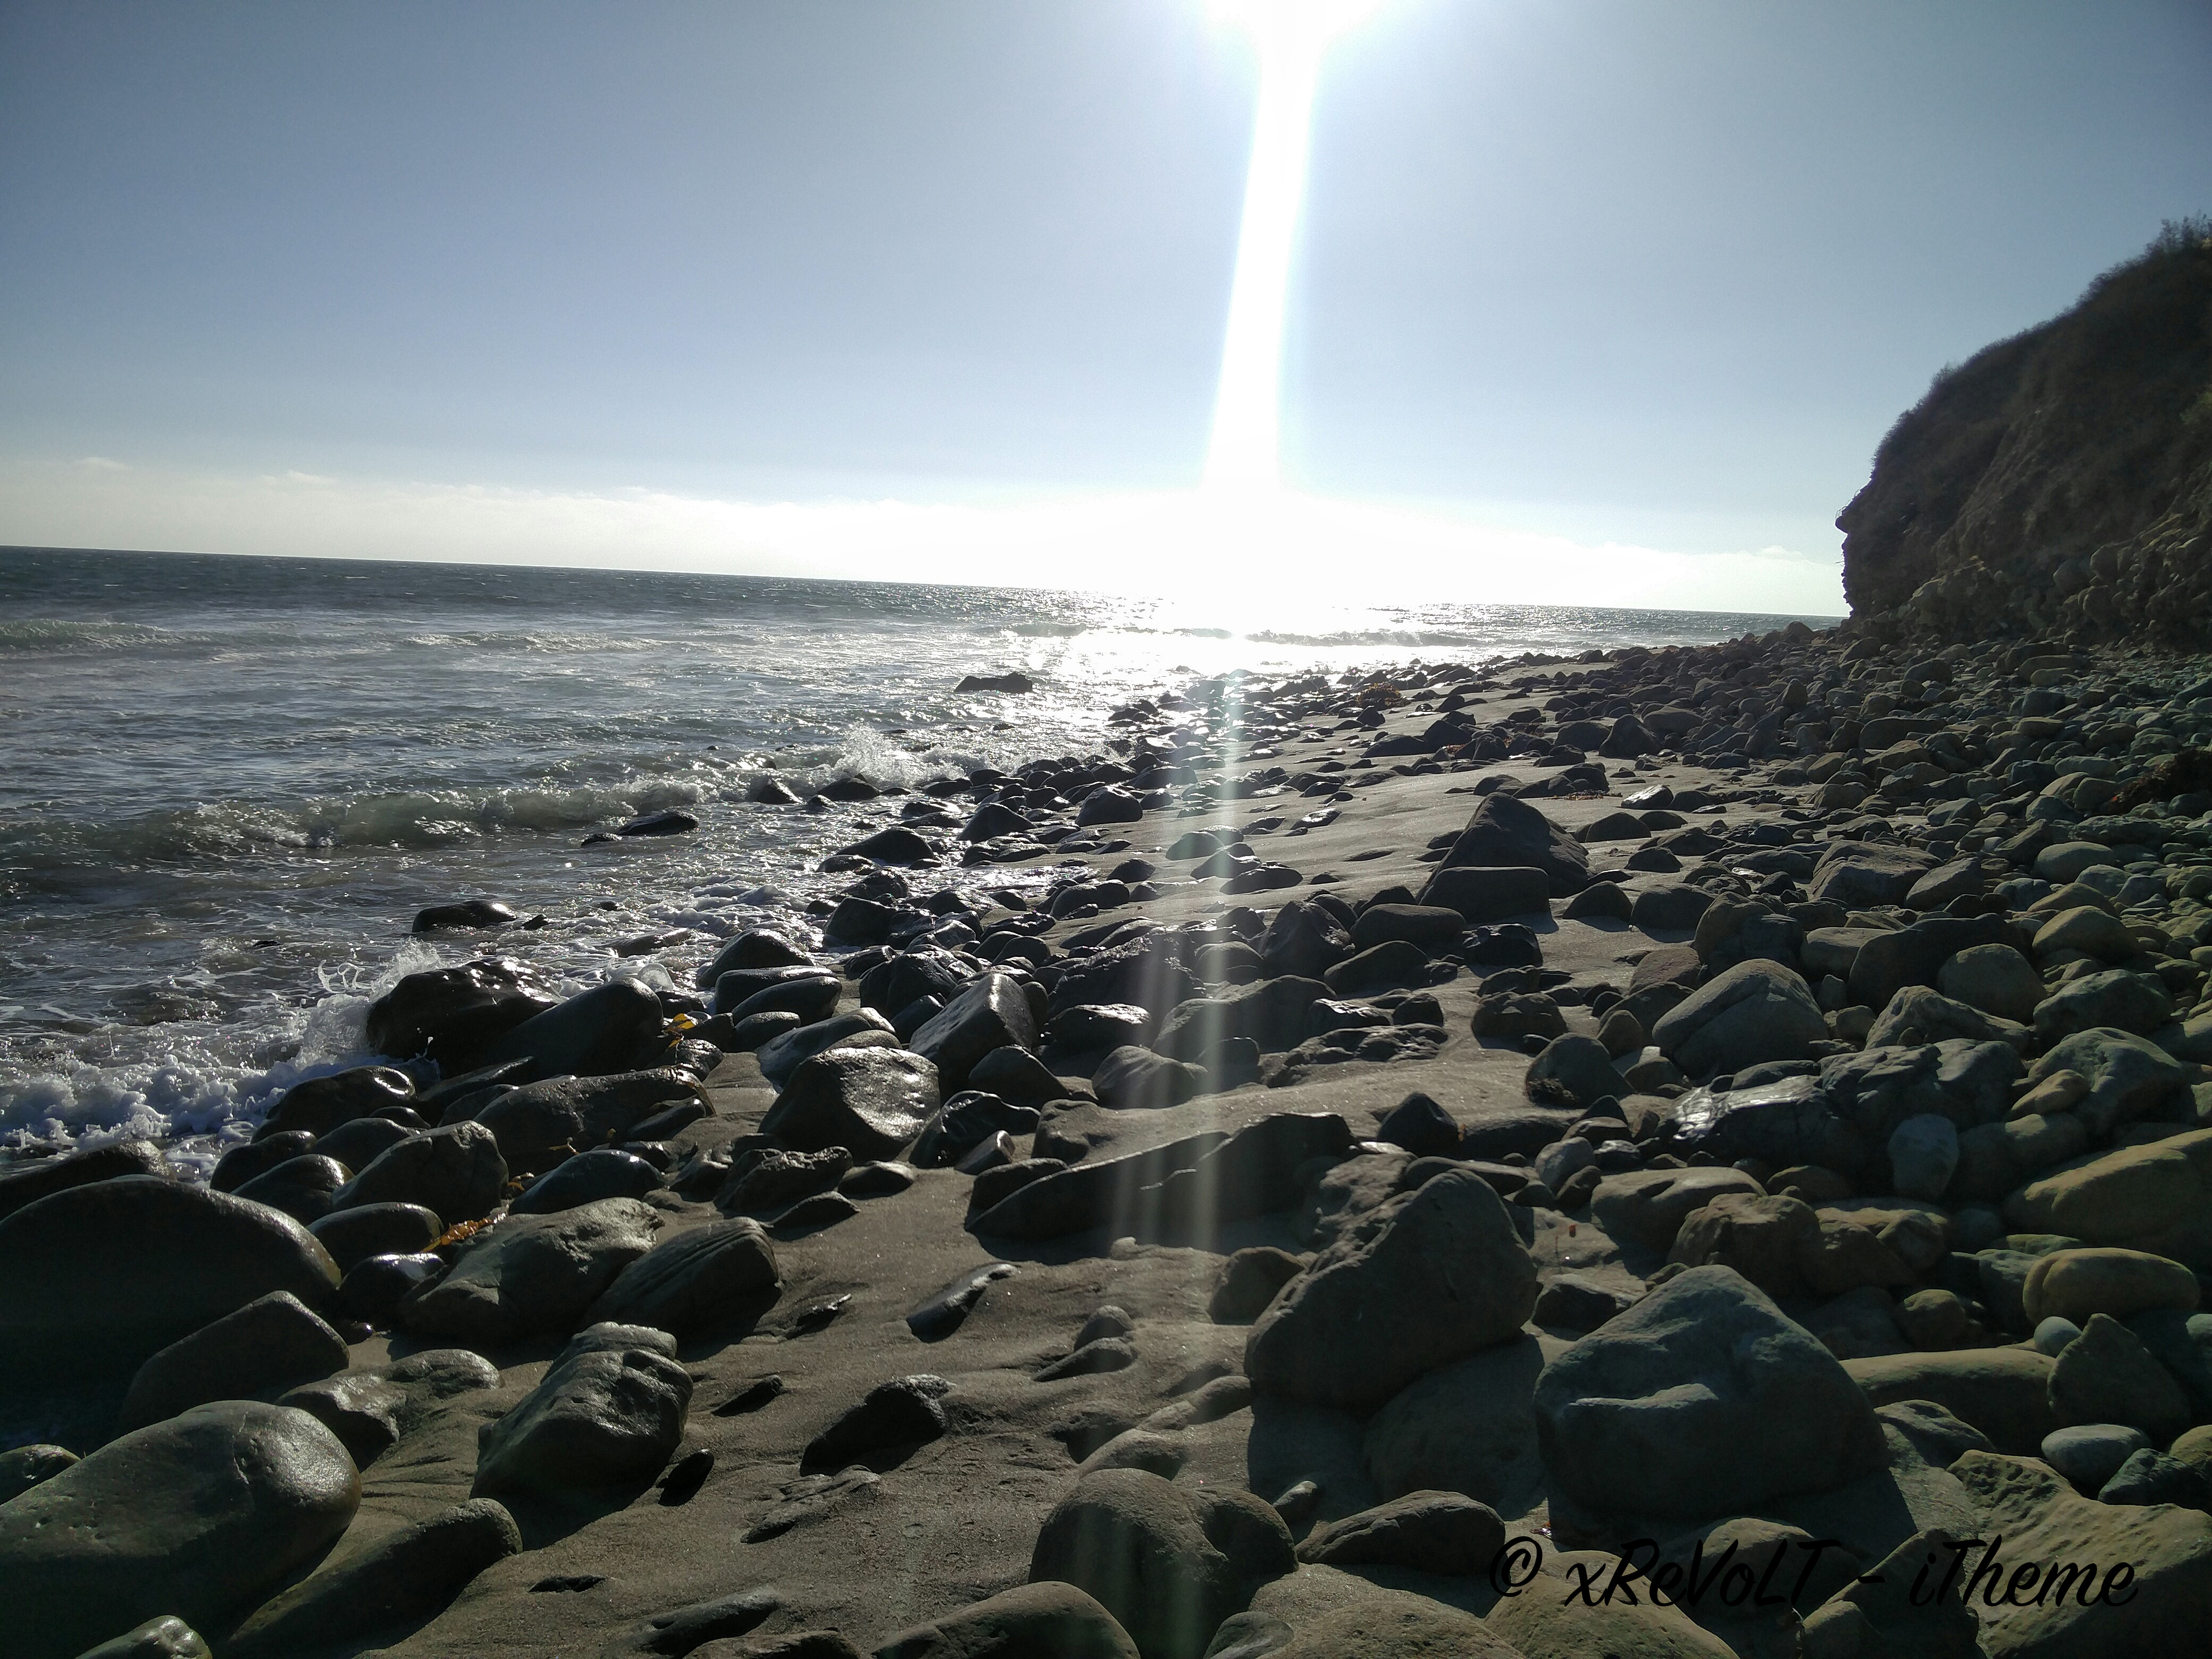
2,0,2208,606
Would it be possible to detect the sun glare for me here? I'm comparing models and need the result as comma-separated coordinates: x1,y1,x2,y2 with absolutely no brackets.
1204,0,1385,493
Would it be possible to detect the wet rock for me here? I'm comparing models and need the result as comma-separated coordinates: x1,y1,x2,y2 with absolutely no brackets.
755,1010,899,1086
1536,1264,1887,1521
722,1146,851,1213
912,971,1038,1092
1028,1468,1293,1659
258,1066,417,1140
234,1153,351,1224
586,1218,781,1335
0,1443,78,1504
907,1262,1018,1342
312,1113,415,1171
330,1119,508,1223
222,1496,522,1659
473,1325,691,1501
694,928,814,987
69,1615,212,1659
474,1068,699,1178
402,1198,659,1345
0,1402,360,1658
337,1252,446,1326
0,1141,167,1224
117,1289,350,1434
967,1043,1068,1105
512,1147,665,1214
0,1176,340,1387
759,1047,940,1160
365,957,558,1071
477,978,667,1078
1246,1168,1536,1411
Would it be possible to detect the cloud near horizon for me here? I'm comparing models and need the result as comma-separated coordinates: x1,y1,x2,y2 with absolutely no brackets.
1,457,1845,617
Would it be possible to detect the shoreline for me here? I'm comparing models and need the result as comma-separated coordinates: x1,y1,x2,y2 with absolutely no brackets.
5,617,2212,1657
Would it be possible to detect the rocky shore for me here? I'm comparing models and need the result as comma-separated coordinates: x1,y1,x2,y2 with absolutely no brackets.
5,618,2212,1659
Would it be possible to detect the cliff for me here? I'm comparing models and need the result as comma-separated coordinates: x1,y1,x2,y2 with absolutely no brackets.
1838,219,2212,643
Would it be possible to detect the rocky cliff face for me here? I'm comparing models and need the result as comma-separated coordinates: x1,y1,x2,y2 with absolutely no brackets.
1839,222,2212,644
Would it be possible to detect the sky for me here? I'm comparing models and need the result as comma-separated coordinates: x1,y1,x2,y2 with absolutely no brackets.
3,0,2209,613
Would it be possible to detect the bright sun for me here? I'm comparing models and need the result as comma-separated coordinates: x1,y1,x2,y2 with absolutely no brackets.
1204,0,1386,493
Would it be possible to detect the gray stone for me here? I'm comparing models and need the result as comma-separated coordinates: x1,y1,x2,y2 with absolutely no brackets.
1888,1113,1960,1201
801,1373,952,1472
1028,1468,1292,1659
2049,1312,2193,1444
1534,1264,1887,1520
1523,1034,1624,1110
1808,841,1936,908
472,1325,691,1500
1589,1166,1765,1251
1651,959,1826,1078
400,1197,659,1345
0,1402,359,1658
511,1147,664,1214
330,1119,507,1221
755,1009,898,1087
222,1497,522,1659
117,1290,350,1434
307,1201,443,1270
473,1069,698,1177
585,1218,781,1335
877,1581,1138,1659
2026,1027,2196,1136
2041,1423,2150,1492
1292,1490,1505,1576
1867,985,2028,1051
2035,969,2175,1045
1094,1045,1205,1110
911,971,1037,1093
68,1616,212,1659
1939,943,2046,1024
0,1443,77,1504
1426,795,1590,895
0,1139,167,1225
967,1043,1069,1104
476,977,666,1077
0,1176,340,1386
1245,1168,1536,1411
1361,1335,1546,1509
759,1047,940,1159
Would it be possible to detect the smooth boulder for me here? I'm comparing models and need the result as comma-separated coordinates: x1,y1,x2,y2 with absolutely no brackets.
1534,1264,1887,1520
1651,960,1826,1077
0,1402,360,1659
117,1291,350,1434
400,1198,659,1345
472,1323,691,1501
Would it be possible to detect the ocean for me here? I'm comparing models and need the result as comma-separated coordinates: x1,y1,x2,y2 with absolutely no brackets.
0,545,1833,1165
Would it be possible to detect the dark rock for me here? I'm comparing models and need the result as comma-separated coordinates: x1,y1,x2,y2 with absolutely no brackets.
402,1198,660,1345
118,1289,350,1433
1093,1045,1205,1110
473,1326,691,1501
907,1262,1018,1341
512,1148,665,1214
311,1114,415,1172
0,1139,163,1220
215,1135,315,1195
694,929,814,988
0,1443,78,1505
0,1402,360,1658
365,957,559,1071
1652,959,1826,1077
586,1219,780,1336
1293,1490,1506,1576
258,1066,416,1139
0,1176,340,1387
337,1252,446,1325
1374,1091,1460,1158
1428,795,1589,896
476,978,667,1078
912,971,1037,1092
1209,1247,1305,1324
1028,1468,1292,1659
957,670,1037,694
760,1047,940,1160
840,825,939,866
716,972,843,1024
722,1147,852,1212
1534,1264,1887,1521
412,898,517,933
474,1068,698,1177
64,1615,211,1658
1245,1169,1536,1410
801,1374,952,1473
223,1496,520,1659
1417,863,1552,921
912,1091,1041,1167
234,1153,351,1224
1807,842,1936,909
1321,940,1429,998
330,1119,508,1221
